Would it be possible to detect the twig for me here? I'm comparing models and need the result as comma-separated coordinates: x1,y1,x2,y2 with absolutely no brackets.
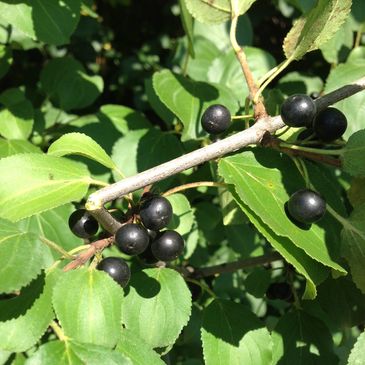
63,236,114,272
86,77,365,234
188,252,282,278
230,0,267,118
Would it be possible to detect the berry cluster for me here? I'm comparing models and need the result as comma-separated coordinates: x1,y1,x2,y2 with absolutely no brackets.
68,194,185,288
280,94,347,142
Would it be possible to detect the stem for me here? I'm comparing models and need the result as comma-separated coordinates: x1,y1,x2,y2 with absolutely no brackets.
279,142,344,156
327,205,365,239
354,24,364,48
191,252,282,278
230,0,267,118
88,179,109,187
163,181,226,197
50,321,68,341
185,278,217,298
254,58,293,103
63,236,115,271
40,236,75,259
231,114,254,120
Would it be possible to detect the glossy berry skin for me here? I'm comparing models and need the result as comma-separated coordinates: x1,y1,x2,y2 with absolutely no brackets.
287,189,326,224
115,223,149,255
96,257,130,287
151,230,184,262
201,104,231,134
140,195,173,231
280,94,316,128
313,107,347,142
68,209,99,238
266,282,292,301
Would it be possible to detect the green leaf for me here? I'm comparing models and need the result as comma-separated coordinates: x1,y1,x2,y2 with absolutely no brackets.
277,71,324,97
111,128,184,179
153,69,238,141
228,189,328,299
0,153,90,222
272,311,338,364
283,0,352,61
179,0,195,57
48,132,117,170
343,130,365,177
201,299,272,365
0,45,12,79
348,177,365,208
121,268,192,348
116,329,164,365
185,0,257,24
347,331,365,365
186,37,221,81
41,57,103,111
207,47,276,103
218,149,346,275
145,78,176,126
341,204,365,293
25,340,132,365
320,18,353,64
98,104,151,135
0,218,52,293
303,276,365,331
194,16,253,50
0,139,41,158
0,1,82,45
53,268,124,348
324,61,365,139
245,268,271,298
166,193,195,238
17,204,83,257
0,270,59,352
0,88,34,140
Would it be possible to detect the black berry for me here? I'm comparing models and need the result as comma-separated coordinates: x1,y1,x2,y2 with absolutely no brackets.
266,282,292,301
201,104,231,134
151,230,184,262
140,195,173,231
68,209,99,238
287,189,326,224
313,107,347,142
115,223,149,255
97,257,130,287
281,94,316,128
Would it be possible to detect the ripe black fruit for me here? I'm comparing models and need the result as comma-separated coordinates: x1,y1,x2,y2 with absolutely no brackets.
287,189,326,224
115,223,149,255
266,282,292,301
201,104,231,134
151,230,184,261
140,195,173,231
280,94,316,128
97,257,130,287
313,107,347,142
68,209,99,238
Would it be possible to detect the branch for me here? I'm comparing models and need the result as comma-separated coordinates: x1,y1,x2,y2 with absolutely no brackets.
86,77,365,233
230,0,267,118
63,236,114,271
185,252,282,278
